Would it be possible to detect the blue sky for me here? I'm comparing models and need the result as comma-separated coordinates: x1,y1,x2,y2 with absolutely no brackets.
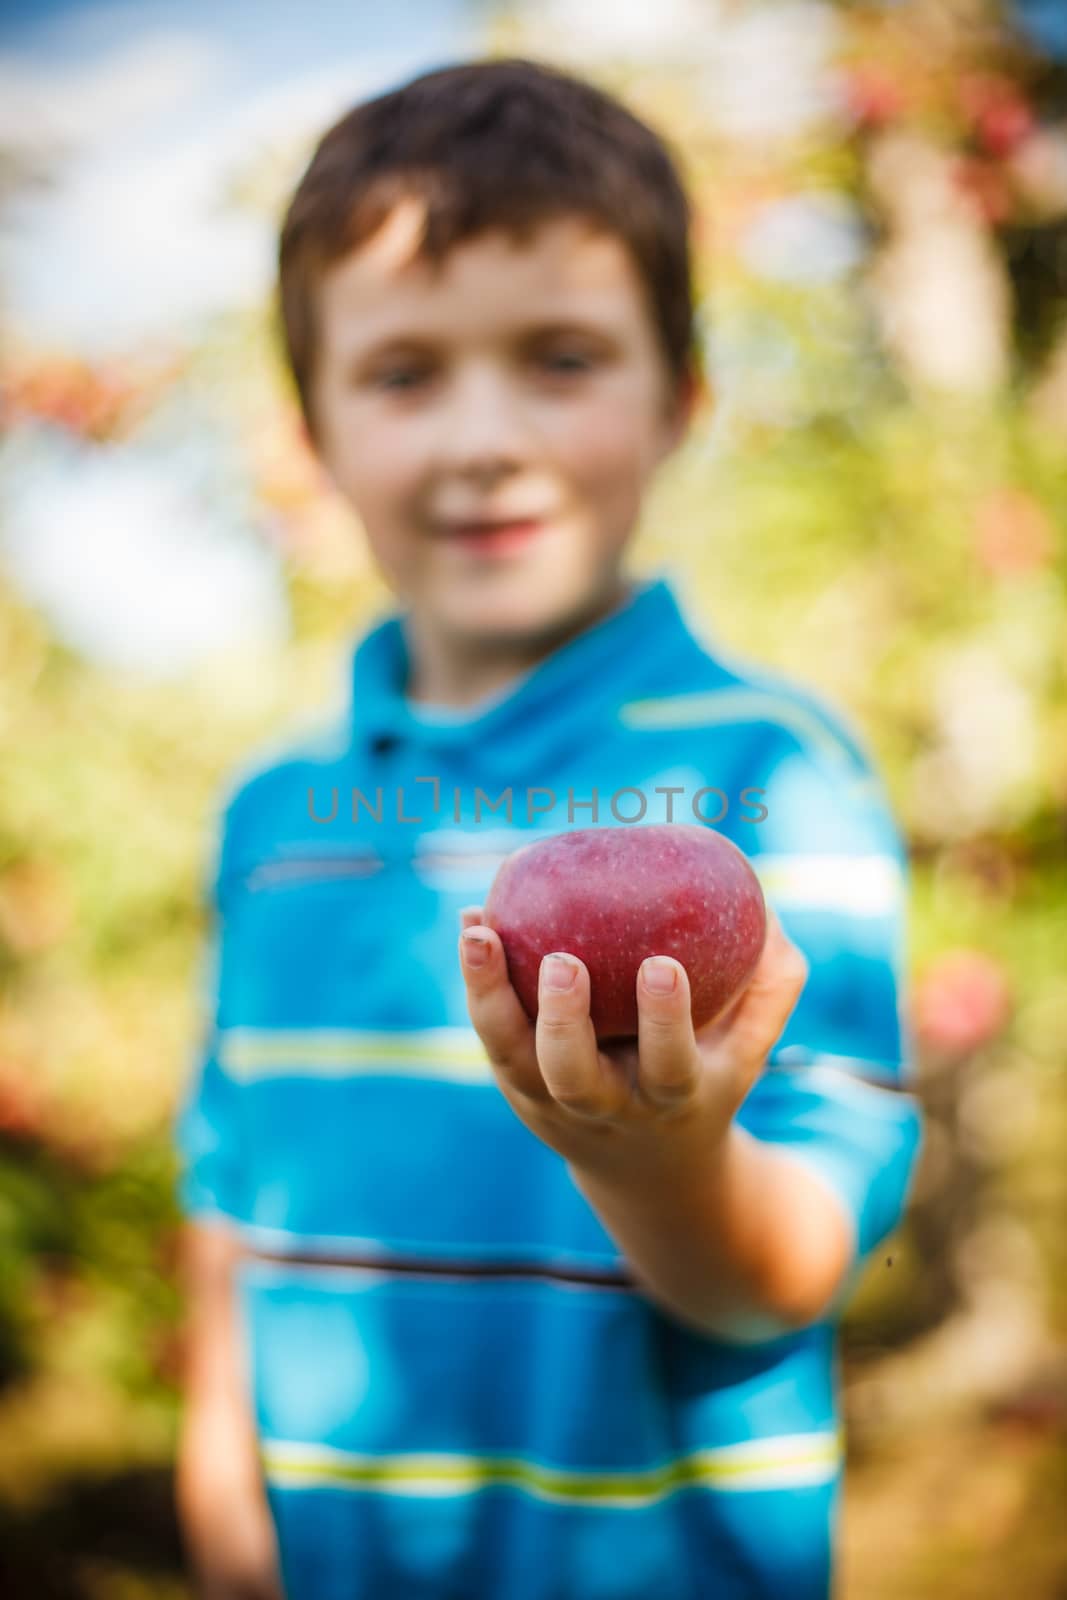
0,0,486,73
0,0,484,351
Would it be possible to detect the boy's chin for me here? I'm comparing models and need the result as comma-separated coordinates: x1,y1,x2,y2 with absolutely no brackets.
440,596,569,648
432,570,621,646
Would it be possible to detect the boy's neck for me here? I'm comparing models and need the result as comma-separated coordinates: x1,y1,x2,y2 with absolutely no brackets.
403,574,637,712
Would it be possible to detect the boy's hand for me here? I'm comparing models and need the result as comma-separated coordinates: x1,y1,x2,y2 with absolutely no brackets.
179,1442,286,1600
176,1220,286,1600
458,903,808,1181
178,1396,286,1600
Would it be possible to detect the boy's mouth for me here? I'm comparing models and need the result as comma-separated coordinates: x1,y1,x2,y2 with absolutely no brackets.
439,518,547,556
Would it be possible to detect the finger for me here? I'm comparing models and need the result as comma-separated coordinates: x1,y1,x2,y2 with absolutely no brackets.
636,956,701,1109
459,926,546,1101
459,904,485,931
535,953,618,1119
707,907,808,1069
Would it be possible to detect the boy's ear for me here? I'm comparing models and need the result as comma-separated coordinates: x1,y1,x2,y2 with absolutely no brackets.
297,416,336,492
662,365,710,452
680,364,713,425
298,414,317,458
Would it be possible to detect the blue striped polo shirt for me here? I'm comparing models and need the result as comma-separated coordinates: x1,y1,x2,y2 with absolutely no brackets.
176,568,924,1600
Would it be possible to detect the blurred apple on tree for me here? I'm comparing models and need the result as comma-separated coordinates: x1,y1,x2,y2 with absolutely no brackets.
914,948,1013,1058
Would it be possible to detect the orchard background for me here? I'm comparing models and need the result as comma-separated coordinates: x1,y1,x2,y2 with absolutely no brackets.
1,1,1065,1595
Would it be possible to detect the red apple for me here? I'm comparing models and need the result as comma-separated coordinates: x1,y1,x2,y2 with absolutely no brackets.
483,824,767,1041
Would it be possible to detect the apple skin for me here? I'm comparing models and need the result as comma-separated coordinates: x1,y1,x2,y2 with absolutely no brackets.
483,824,767,1042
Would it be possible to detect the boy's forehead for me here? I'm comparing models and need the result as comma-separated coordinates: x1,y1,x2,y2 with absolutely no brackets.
317,200,649,350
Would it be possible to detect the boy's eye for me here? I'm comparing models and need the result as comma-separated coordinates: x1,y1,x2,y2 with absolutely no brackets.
369,350,595,391
540,350,594,374
375,367,429,391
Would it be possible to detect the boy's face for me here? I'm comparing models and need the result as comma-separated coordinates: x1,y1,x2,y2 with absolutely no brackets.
309,201,694,674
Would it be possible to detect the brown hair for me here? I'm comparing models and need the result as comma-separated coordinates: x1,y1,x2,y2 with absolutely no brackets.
276,55,704,449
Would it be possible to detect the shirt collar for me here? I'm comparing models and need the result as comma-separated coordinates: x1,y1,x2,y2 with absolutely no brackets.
348,567,706,765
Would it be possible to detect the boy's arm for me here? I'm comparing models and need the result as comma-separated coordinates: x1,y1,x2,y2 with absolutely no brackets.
576,731,924,1341
727,725,925,1311
175,1218,285,1600
565,735,925,1342
461,903,851,1342
459,726,923,1344
566,1121,854,1343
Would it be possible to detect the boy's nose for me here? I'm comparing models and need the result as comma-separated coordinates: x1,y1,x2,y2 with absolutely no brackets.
438,368,532,475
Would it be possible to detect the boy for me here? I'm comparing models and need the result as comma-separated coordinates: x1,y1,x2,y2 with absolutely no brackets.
174,56,924,1600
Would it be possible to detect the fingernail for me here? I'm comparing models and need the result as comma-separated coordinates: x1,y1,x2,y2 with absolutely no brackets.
642,957,677,994
542,954,577,991
462,932,489,968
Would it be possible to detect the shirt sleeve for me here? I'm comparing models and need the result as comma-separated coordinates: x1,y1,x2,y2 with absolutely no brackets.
735,725,925,1303
173,794,246,1223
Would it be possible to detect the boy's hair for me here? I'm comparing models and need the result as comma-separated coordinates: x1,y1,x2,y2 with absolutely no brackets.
277,55,703,450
